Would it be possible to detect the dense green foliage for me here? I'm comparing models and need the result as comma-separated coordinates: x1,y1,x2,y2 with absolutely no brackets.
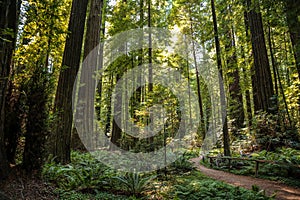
169,171,273,200
42,151,274,199
252,112,300,150
204,147,300,187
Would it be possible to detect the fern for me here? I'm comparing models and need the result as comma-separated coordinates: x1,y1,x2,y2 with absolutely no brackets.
114,171,156,196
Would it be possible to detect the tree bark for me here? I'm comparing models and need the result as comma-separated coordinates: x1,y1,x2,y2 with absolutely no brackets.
188,16,205,139
246,0,274,112
72,0,103,151
225,26,245,129
4,80,20,164
242,8,253,126
0,0,19,178
111,74,123,149
110,0,127,150
105,74,113,136
53,0,89,163
285,0,300,81
211,0,231,156
147,0,154,151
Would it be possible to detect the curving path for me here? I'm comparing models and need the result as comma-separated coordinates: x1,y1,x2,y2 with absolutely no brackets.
190,157,300,200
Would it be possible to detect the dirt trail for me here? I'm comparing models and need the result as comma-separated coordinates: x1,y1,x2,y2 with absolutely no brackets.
190,157,300,200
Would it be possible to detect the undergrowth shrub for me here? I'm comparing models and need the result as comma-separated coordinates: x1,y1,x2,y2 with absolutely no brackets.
43,151,275,199
205,148,300,187
169,152,195,173
252,111,300,150
250,148,300,179
43,151,156,198
42,152,114,192
113,171,156,197
169,174,274,200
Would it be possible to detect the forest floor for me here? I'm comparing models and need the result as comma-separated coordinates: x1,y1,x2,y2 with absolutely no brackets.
190,157,300,200
0,166,58,200
1,160,300,199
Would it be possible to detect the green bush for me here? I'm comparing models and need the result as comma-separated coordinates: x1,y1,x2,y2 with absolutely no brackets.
42,152,114,191
113,171,156,197
250,148,300,179
205,148,300,186
43,151,275,199
169,153,195,173
168,172,274,200
252,111,300,150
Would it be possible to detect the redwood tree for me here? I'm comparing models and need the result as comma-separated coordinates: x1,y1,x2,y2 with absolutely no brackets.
0,0,19,178
246,0,274,112
225,25,245,130
72,0,104,151
52,0,89,163
211,0,231,156
285,0,300,81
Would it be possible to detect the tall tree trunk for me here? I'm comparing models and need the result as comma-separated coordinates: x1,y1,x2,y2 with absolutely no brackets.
132,0,144,146
53,0,89,164
270,31,293,126
4,79,21,164
72,0,103,151
0,0,19,178
243,66,253,126
194,50,205,138
147,0,154,151
225,26,245,130
188,15,205,138
242,8,253,126
96,0,107,121
246,0,274,112
111,73,123,149
211,0,231,156
285,0,300,81
110,0,127,150
267,25,278,96
105,74,113,136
